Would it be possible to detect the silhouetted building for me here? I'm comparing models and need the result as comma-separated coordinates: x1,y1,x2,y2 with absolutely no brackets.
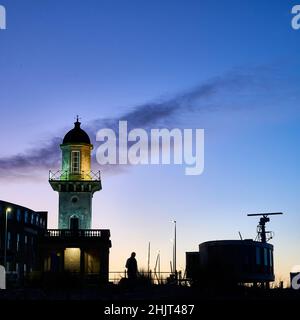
186,240,274,287
41,119,111,283
0,200,47,285
40,229,111,283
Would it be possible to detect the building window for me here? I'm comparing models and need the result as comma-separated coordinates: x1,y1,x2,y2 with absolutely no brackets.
7,232,11,249
7,210,13,220
71,151,80,174
24,264,27,274
25,235,28,245
264,248,268,266
35,214,39,225
16,263,19,275
256,247,261,265
17,233,20,251
269,249,273,267
24,211,28,223
17,209,21,222
31,213,34,225
6,262,11,272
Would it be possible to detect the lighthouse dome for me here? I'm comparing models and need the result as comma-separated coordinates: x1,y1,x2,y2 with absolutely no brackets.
63,119,91,145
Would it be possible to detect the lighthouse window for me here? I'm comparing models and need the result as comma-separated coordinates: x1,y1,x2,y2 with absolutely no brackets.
70,216,79,230
71,151,80,174
71,196,79,203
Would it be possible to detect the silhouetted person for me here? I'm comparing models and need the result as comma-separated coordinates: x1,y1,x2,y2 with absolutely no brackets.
126,252,138,280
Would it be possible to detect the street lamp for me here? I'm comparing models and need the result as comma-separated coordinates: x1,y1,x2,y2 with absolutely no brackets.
172,220,177,282
4,207,11,270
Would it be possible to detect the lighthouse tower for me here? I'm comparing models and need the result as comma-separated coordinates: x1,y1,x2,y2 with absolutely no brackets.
49,117,101,229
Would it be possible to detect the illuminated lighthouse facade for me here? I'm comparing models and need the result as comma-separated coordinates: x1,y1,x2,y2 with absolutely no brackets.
49,118,101,229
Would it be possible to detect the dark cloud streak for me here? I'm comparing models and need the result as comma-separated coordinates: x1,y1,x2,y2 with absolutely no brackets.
0,72,257,179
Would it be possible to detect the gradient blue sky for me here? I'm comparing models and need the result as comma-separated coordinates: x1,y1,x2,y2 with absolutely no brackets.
1,0,300,282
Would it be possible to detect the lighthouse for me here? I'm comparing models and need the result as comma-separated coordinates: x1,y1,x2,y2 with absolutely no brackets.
41,118,110,283
49,117,101,229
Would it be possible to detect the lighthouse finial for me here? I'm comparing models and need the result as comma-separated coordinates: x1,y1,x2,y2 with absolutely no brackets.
74,115,81,128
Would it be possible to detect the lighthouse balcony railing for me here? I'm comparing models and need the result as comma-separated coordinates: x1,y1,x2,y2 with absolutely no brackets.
49,170,101,181
44,229,110,239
